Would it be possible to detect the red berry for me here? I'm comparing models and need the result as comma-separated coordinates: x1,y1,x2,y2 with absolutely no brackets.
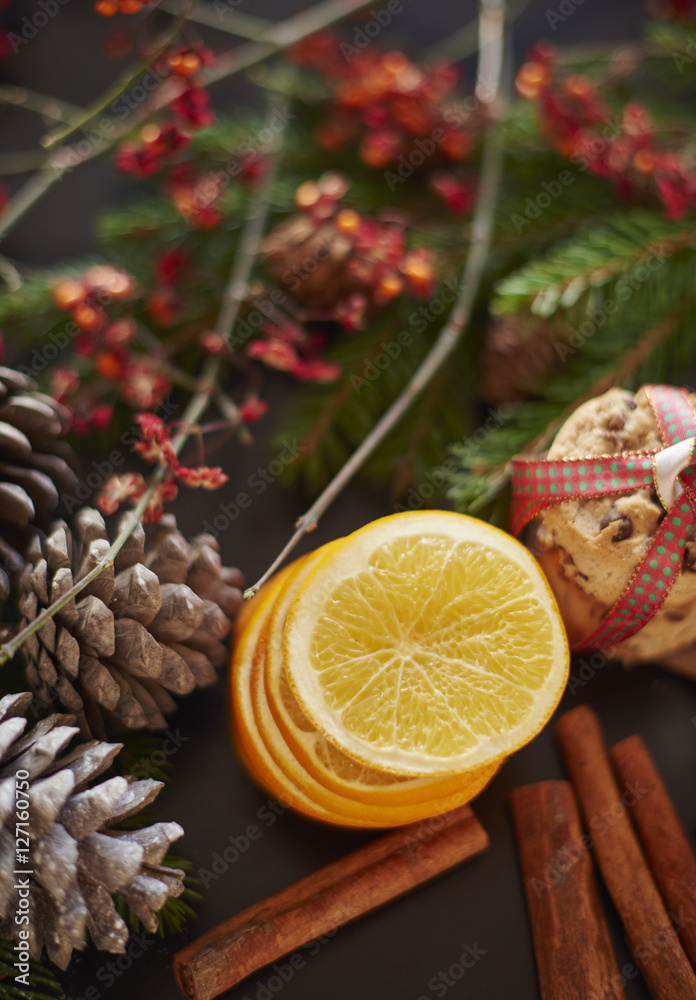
52,278,86,311
147,288,181,327
95,0,118,15
71,301,106,334
515,62,551,100
104,317,137,347
95,350,124,380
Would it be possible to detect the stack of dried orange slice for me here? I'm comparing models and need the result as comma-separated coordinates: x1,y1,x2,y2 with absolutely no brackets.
230,511,569,828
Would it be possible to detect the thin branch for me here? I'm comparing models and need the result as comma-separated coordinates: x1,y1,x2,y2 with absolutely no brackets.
0,86,82,123
214,128,281,342
244,0,508,600
42,0,198,149
0,109,285,667
136,0,377,114
213,385,247,425
0,150,51,175
209,111,284,442
0,166,68,243
200,0,374,86
425,0,530,62
160,0,271,39
0,255,22,291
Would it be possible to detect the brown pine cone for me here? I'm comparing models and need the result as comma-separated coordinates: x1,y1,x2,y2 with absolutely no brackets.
0,365,77,598
479,314,563,408
21,508,244,735
262,214,360,311
0,691,185,970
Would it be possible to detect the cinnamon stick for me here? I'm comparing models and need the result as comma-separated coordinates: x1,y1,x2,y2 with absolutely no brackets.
556,705,696,1000
173,803,488,1000
610,734,696,969
511,780,626,1000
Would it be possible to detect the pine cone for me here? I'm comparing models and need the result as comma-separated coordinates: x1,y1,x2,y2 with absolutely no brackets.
21,508,244,735
262,214,360,311
0,691,185,970
479,315,563,408
0,365,77,599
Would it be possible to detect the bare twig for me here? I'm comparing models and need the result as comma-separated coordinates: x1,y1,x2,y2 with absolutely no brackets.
0,86,82,123
0,167,68,242
210,109,284,439
0,107,286,667
244,0,508,599
200,0,373,86
214,131,281,341
0,150,51,175
425,0,530,62
160,0,271,40
0,255,22,291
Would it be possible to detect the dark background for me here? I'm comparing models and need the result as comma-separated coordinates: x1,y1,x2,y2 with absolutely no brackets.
4,2,696,1000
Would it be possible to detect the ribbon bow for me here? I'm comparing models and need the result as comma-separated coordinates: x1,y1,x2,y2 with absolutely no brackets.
509,385,696,652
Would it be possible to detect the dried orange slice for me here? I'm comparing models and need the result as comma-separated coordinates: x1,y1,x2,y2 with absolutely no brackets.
263,545,499,808
283,511,568,777
230,563,343,825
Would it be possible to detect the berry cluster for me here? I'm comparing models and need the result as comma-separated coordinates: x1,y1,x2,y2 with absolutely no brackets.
116,44,214,177
98,413,227,522
290,33,475,172
262,172,437,335
144,248,191,331
246,321,342,385
51,265,171,431
516,44,696,220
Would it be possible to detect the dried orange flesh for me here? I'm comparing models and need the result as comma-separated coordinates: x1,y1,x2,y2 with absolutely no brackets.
283,512,569,777
231,554,497,827
263,544,499,806
250,620,493,825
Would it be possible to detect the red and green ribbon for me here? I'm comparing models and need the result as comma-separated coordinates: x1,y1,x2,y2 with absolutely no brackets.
510,385,696,652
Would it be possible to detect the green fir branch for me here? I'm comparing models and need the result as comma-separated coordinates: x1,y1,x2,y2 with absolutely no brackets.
492,211,696,317
0,939,63,1000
